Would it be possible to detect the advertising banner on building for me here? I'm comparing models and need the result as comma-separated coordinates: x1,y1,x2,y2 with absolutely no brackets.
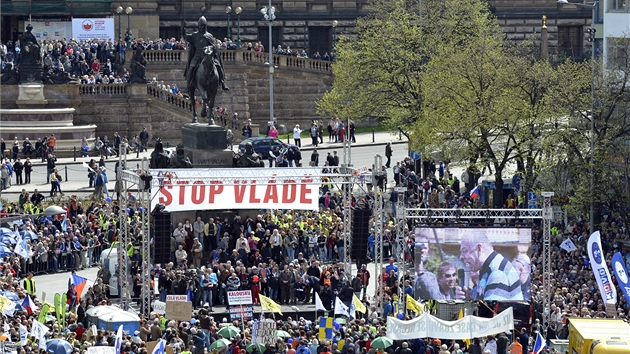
386,308,514,340
25,21,72,41
72,18,114,41
414,227,531,302
151,168,321,212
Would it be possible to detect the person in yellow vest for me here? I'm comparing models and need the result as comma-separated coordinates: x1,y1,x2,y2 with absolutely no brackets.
24,272,36,295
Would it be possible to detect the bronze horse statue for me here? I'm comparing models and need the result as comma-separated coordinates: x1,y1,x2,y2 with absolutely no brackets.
190,45,219,124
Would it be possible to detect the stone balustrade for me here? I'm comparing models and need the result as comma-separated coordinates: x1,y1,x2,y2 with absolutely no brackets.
132,48,333,74
146,85,195,112
78,84,128,96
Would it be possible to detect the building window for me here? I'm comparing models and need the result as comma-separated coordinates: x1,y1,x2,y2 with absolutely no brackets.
606,37,630,70
609,0,629,12
558,26,583,60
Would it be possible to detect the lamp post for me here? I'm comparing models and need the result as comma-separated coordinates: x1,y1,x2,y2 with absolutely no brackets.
226,6,232,42
557,0,598,234
332,20,338,51
261,3,276,127
125,6,133,48
303,21,307,53
116,6,123,65
235,7,242,49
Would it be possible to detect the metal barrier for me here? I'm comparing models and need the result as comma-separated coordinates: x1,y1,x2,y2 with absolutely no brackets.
21,243,105,276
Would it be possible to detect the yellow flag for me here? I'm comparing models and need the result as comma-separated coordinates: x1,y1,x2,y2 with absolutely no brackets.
406,295,423,314
259,294,283,315
0,296,11,311
458,307,471,349
353,294,366,314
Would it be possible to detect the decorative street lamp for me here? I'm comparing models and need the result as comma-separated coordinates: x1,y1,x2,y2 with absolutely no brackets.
116,6,123,64
332,19,338,50
226,6,233,42
303,21,307,53
125,6,133,48
235,7,242,49
261,3,276,127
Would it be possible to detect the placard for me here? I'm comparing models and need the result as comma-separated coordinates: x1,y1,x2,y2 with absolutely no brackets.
72,18,114,41
152,300,166,314
229,305,254,322
1,342,17,354
166,295,188,302
165,301,193,321
146,341,174,354
151,168,321,212
255,320,276,344
228,290,253,306
87,347,115,354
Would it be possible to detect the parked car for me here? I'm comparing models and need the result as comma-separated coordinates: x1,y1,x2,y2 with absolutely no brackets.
238,137,296,159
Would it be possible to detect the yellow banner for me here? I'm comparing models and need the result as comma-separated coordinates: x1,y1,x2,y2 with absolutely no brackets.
259,294,283,315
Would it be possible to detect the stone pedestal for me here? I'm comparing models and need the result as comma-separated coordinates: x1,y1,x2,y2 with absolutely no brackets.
181,123,233,168
16,83,48,108
18,64,43,84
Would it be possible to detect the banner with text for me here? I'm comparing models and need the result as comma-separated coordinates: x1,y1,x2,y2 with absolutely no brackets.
229,306,254,322
72,18,114,41
151,168,321,212
228,291,253,306
386,308,514,340
587,231,617,306
25,21,72,41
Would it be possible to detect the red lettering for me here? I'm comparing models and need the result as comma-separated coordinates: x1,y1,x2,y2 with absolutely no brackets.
249,181,261,203
177,180,190,205
209,181,224,203
158,186,172,205
263,184,279,204
234,181,247,203
300,184,312,204
282,180,297,203
191,181,205,205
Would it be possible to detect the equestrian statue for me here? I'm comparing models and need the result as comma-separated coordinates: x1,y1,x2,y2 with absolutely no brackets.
182,16,229,124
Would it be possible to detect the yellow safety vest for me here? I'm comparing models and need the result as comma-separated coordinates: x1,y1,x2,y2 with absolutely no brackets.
24,278,36,295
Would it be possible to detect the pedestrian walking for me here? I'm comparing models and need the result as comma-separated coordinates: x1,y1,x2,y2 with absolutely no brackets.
293,124,302,147
24,157,32,184
50,168,62,196
13,158,23,185
385,142,392,168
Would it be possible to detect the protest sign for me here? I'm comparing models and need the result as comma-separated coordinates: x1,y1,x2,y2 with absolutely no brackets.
228,290,253,306
165,301,193,321
146,341,174,354
255,320,276,345
87,347,115,354
152,300,166,314
229,305,254,322
165,295,188,302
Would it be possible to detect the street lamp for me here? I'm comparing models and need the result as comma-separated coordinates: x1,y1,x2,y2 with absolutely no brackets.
235,7,242,49
303,22,307,53
116,6,123,65
125,6,133,48
261,3,276,127
332,20,338,51
557,0,598,234
226,6,232,42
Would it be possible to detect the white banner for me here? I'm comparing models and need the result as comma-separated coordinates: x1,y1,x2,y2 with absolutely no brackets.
87,347,116,354
255,320,276,344
165,295,188,302
228,290,253,305
152,300,166,314
25,21,72,41
386,308,514,340
151,168,321,212
587,231,617,305
72,18,114,41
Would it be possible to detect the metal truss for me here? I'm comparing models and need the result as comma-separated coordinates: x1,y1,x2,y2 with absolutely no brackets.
405,208,543,221
395,187,407,312
117,146,131,311
372,155,385,313
342,140,354,274
138,158,152,319
541,192,554,336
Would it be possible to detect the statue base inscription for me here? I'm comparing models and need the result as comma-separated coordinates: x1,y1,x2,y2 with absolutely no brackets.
17,83,48,108
181,123,233,168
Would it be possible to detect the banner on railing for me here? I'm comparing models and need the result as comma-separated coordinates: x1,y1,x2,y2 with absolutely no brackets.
151,168,321,212
386,308,514,340
72,18,114,41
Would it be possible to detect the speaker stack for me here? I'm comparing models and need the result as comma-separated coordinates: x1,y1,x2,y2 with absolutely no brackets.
351,208,372,260
153,212,172,265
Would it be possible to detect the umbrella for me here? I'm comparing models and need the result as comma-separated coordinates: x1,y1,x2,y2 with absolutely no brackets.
20,230,38,240
276,330,291,338
370,337,393,349
210,339,232,350
217,325,241,339
46,339,74,354
246,343,267,353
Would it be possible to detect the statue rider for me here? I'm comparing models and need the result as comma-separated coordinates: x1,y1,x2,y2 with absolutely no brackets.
182,16,230,91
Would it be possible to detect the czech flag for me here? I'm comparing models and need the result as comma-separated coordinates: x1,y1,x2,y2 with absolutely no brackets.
70,274,88,303
532,331,547,354
22,295,38,315
470,186,480,200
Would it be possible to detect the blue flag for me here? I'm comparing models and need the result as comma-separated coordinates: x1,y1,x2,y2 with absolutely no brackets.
532,332,547,354
612,252,630,306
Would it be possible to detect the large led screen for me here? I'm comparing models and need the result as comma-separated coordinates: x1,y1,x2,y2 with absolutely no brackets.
414,227,531,301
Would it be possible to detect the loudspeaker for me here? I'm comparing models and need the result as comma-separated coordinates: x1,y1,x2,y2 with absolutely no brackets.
351,208,372,259
153,212,172,265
